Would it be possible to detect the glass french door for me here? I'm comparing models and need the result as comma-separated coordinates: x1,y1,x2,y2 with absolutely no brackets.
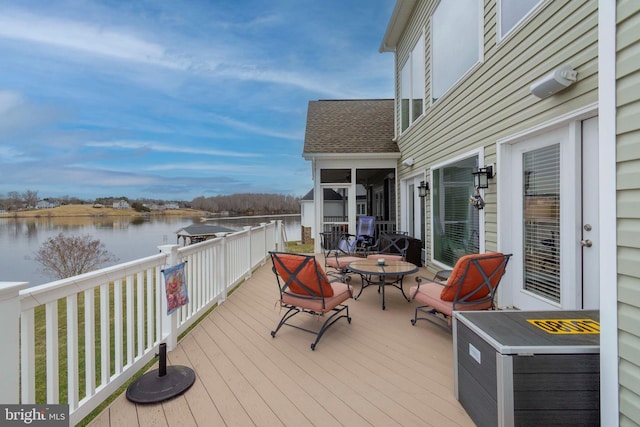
512,128,566,310
510,119,598,310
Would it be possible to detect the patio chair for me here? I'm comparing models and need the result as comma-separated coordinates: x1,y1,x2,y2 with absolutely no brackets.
366,231,410,261
409,252,512,331
319,232,363,274
269,252,353,350
355,216,376,252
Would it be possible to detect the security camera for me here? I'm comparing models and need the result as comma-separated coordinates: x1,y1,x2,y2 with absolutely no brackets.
530,65,577,99
402,158,414,167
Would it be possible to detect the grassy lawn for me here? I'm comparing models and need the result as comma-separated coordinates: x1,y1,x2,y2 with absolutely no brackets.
285,241,314,254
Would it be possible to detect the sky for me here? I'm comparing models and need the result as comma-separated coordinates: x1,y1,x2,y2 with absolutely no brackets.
0,0,395,201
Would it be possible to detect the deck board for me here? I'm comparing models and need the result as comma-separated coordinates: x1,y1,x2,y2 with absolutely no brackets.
88,258,475,427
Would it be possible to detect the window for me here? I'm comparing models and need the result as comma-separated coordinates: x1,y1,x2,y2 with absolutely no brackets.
522,144,560,302
357,202,366,215
400,34,425,132
431,0,482,102
432,155,479,267
499,0,541,39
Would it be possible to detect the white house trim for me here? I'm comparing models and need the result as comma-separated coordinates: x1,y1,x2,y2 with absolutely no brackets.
598,0,619,422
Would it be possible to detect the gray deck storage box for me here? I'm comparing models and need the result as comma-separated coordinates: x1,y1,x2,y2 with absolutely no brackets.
453,310,600,427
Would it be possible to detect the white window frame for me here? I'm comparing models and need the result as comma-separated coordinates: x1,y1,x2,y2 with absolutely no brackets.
430,0,483,104
429,148,486,271
399,31,425,133
497,0,548,43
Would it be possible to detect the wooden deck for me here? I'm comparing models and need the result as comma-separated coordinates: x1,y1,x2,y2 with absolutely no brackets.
88,258,474,427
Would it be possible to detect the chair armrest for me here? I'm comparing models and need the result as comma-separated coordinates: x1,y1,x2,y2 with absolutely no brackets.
326,271,349,282
434,269,452,282
326,272,353,297
412,275,446,299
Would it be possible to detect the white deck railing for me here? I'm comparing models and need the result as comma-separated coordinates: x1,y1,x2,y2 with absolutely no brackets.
0,220,283,426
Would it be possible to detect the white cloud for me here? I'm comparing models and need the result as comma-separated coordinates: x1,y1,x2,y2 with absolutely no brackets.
0,11,187,70
86,140,262,158
0,90,24,115
207,114,303,140
0,10,367,98
144,162,280,176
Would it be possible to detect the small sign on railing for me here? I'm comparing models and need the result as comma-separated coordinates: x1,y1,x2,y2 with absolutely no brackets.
163,262,189,314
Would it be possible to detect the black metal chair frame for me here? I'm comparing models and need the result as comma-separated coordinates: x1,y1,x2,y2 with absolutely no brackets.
319,232,363,275
269,252,352,350
411,253,512,331
369,231,410,259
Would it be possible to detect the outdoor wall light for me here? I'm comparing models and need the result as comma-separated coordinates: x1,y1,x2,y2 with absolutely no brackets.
402,158,415,167
472,165,494,189
530,64,577,99
418,181,429,198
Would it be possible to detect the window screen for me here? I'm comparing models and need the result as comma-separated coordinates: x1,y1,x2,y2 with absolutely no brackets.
523,144,560,302
431,0,481,101
433,156,479,267
500,0,541,38
400,35,424,132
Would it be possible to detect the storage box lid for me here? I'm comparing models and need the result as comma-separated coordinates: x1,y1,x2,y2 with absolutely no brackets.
454,310,600,354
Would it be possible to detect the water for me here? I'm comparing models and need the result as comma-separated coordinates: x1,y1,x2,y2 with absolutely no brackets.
0,214,301,286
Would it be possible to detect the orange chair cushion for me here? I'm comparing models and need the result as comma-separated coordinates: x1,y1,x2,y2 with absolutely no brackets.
410,282,491,316
282,282,352,313
325,256,362,269
274,254,334,297
440,252,506,302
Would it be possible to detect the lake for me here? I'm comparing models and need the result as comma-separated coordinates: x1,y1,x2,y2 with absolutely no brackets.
0,214,301,286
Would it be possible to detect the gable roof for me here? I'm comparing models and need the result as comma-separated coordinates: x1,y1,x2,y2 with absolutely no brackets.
301,188,345,201
176,224,236,237
303,99,397,155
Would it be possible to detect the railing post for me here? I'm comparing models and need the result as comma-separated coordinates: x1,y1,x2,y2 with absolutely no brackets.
260,223,269,264
0,281,28,404
276,220,284,251
243,226,253,278
215,233,228,303
158,245,179,351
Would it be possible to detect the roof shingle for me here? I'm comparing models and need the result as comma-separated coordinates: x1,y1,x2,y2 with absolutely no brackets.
303,99,397,154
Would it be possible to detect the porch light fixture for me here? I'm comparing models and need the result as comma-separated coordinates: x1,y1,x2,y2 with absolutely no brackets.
418,181,429,198
530,64,577,99
472,165,494,189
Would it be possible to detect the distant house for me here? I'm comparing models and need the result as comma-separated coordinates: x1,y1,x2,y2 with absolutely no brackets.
113,200,130,209
36,200,59,209
300,187,368,243
165,203,179,210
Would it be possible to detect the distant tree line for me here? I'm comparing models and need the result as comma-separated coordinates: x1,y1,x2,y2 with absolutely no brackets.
191,193,301,215
0,190,301,215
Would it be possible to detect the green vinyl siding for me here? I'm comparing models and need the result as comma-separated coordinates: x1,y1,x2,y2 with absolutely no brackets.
617,1,640,423
392,0,597,265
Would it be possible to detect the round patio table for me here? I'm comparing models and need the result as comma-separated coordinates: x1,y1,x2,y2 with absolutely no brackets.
348,259,419,310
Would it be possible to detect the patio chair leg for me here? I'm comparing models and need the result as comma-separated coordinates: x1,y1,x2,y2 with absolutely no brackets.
272,304,352,350
410,305,451,333
271,306,301,338
310,304,351,350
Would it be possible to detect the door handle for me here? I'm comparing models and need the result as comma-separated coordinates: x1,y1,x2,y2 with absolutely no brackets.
581,239,593,248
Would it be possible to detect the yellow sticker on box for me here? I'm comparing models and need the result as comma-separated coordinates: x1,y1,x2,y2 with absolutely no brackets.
527,319,600,334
